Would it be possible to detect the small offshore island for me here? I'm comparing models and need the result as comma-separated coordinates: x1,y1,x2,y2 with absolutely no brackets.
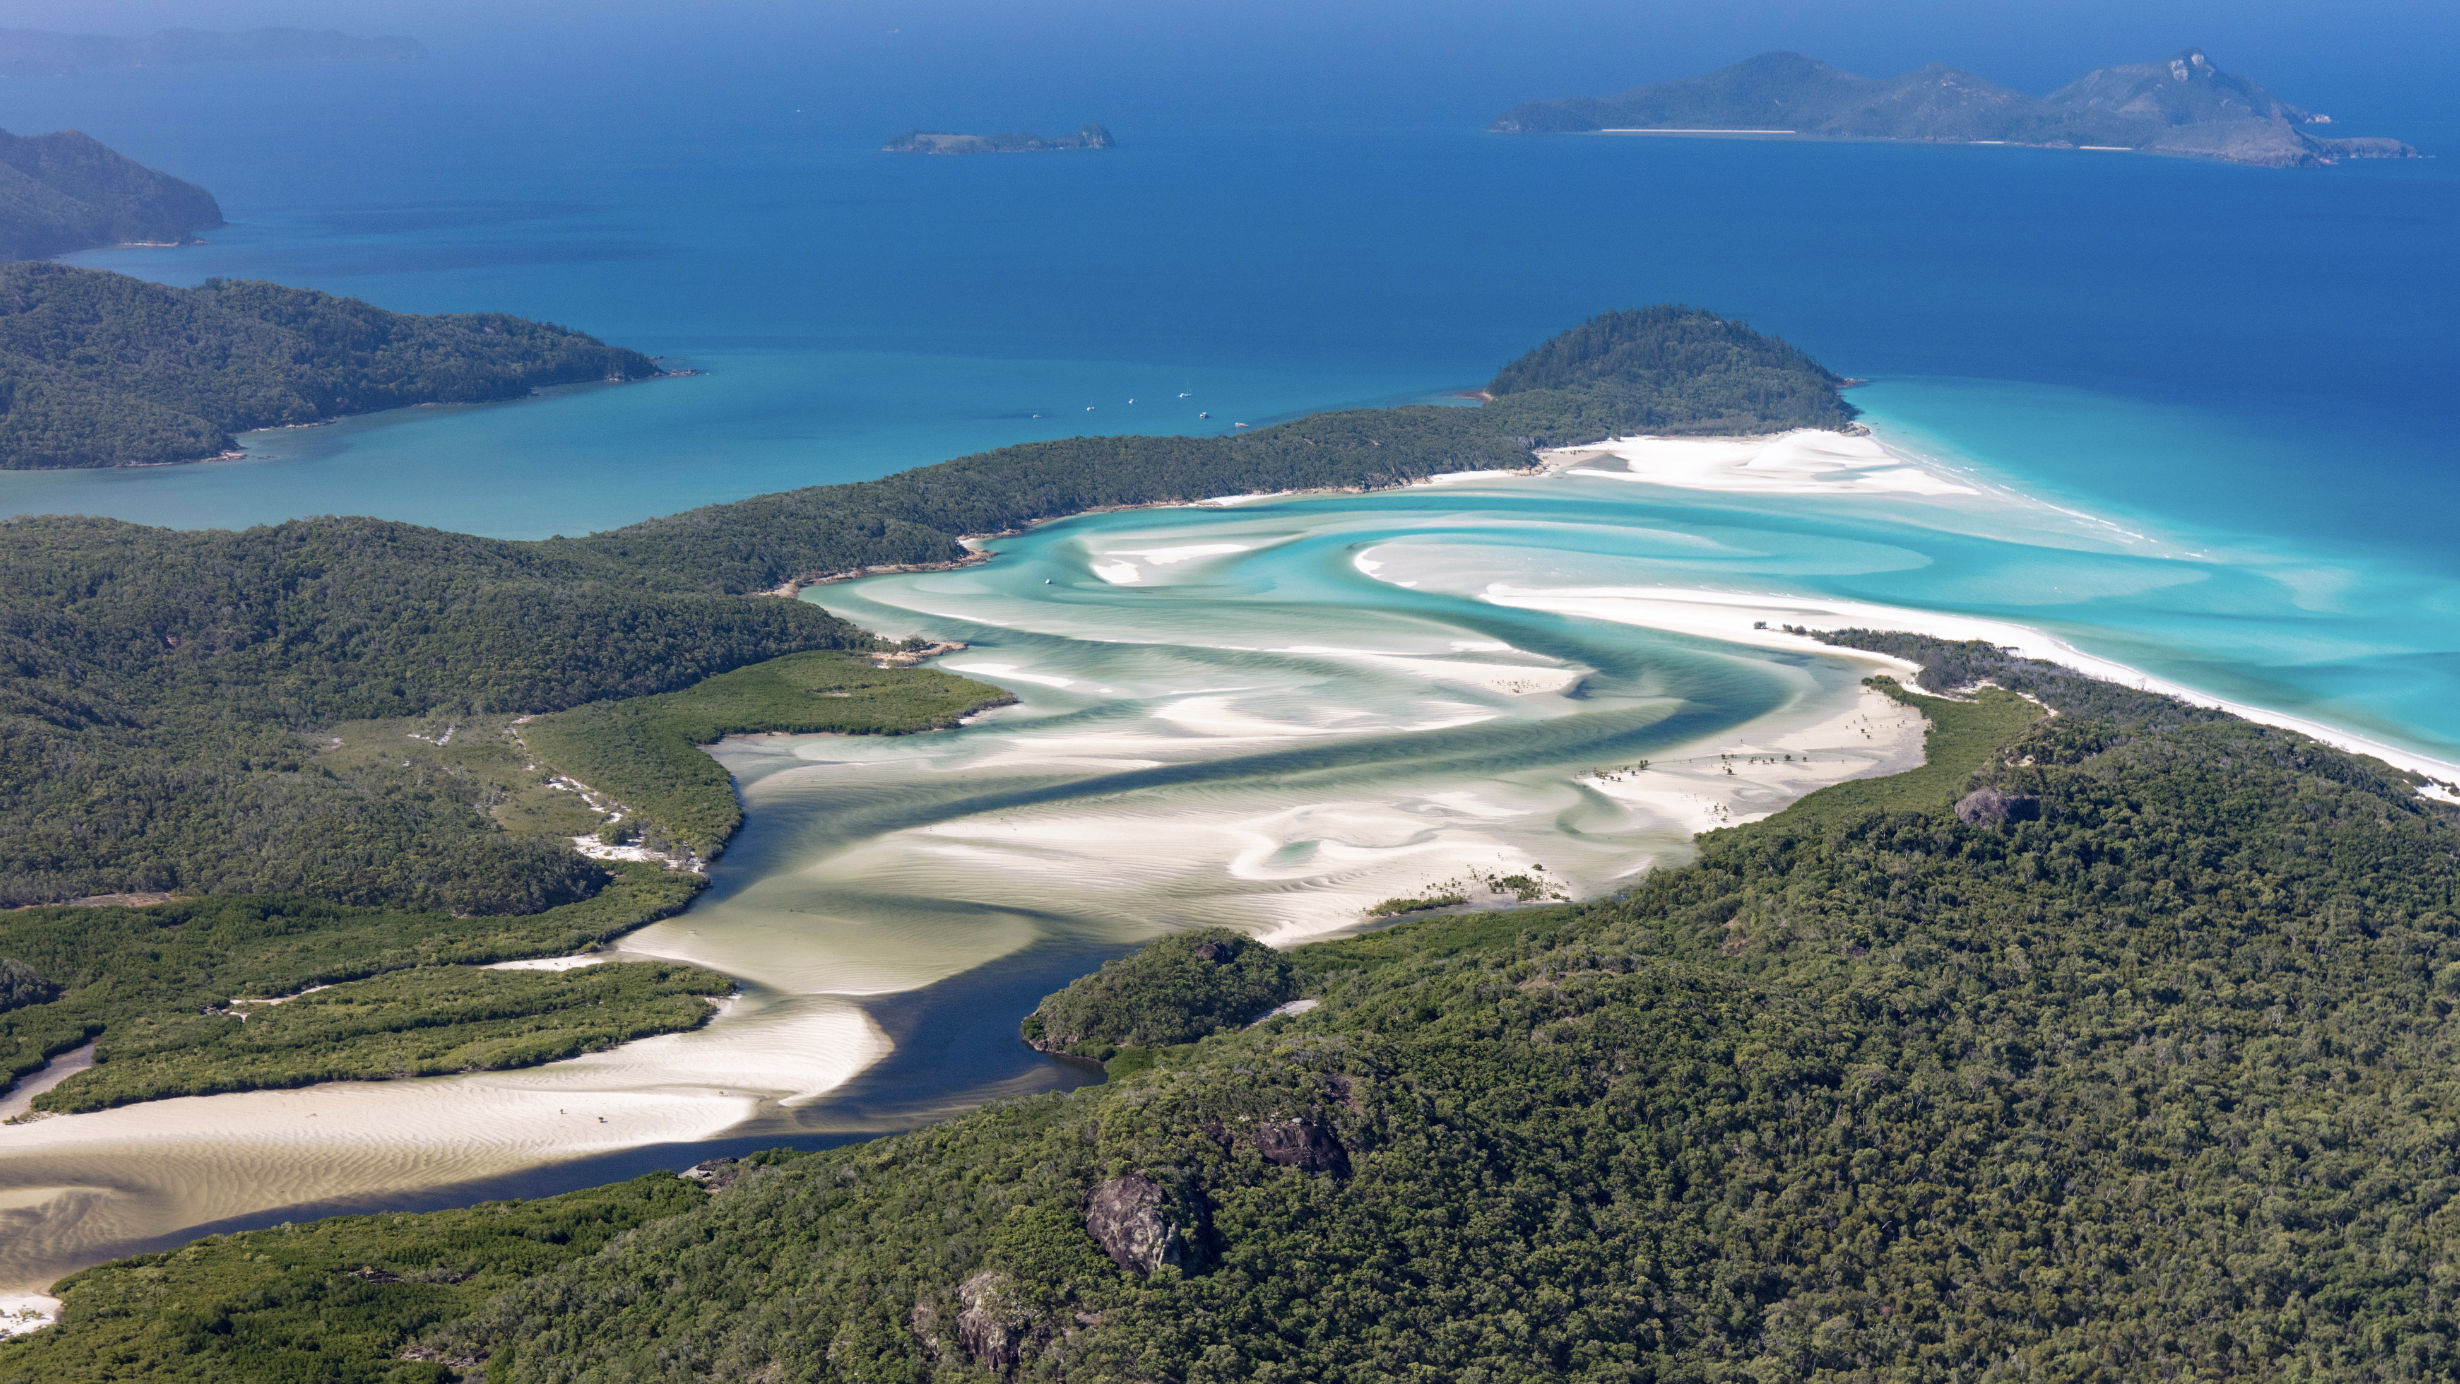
1496,48,2418,168
884,123,1115,155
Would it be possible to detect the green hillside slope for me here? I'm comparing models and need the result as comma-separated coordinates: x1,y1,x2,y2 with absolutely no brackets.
10,637,2454,1381
0,128,220,260
0,264,661,469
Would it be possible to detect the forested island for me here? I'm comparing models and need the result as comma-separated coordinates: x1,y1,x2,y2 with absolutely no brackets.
0,264,663,468
6,632,2455,1380
1494,48,2418,168
884,124,1115,154
0,28,423,79
0,128,220,260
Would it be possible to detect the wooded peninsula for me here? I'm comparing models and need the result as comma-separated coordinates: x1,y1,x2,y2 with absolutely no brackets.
4,301,2449,1382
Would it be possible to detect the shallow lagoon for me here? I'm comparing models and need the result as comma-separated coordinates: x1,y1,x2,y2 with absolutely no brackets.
0,22,2455,1304
12,426,2457,1295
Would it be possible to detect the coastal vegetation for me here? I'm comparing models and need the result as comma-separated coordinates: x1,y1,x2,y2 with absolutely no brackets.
4,1175,704,1384
0,513,875,910
1493,48,2417,168
14,637,2458,1380
0,264,661,469
0,128,220,260
1019,928,1296,1062
0,307,1849,915
1481,305,1858,437
1364,891,1467,918
520,650,1010,860
574,306,1854,595
0,866,712,1115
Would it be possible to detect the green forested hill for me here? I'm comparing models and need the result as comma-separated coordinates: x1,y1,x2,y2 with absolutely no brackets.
0,128,221,260
1482,305,1859,438
0,306,1849,910
569,306,1851,594
11,637,2455,1381
0,264,661,468
0,513,874,909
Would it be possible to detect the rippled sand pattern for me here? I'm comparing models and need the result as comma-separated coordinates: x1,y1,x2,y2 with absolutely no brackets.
23,439,2208,1297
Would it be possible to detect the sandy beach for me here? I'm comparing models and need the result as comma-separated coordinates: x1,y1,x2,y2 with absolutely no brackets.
1475,581,2460,792
1542,428,1982,498
1457,430,2460,793
0,993,883,1305
8,426,2449,1314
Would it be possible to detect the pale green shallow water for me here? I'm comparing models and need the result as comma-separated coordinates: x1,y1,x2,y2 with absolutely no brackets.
5,430,2456,1299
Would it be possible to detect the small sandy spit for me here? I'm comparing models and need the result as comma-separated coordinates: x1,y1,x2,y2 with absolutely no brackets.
1541,429,1980,498
1481,582,2460,794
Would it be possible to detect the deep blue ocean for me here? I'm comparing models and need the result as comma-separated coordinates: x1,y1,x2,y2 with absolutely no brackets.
0,5,2454,757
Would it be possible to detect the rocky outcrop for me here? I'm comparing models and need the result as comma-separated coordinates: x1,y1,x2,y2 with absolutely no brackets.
1085,1174,1208,1275
1254,1118,1350,1175
1955,787,2041,829
955,1270,1033,1371
679,1156,743,1190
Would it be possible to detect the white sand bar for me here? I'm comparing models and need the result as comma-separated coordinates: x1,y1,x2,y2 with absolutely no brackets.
1482,582,2460,788
1544,429,1981,498
0,1289,60,1338
0,995,883,1304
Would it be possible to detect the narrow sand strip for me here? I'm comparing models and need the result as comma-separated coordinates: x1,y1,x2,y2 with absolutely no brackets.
0,998,884,1304
1481,582,2460,789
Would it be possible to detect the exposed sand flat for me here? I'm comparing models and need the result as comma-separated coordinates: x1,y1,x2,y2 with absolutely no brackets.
482,954,610,972
0,1288,59,1338
1088,541,1258,584
0,996,883,1304
1481,582,2460,789
941,658,1089,690
1272,645,1587,696
29,435,2436,1315
1579,686,1928,834
1546,429,1981,498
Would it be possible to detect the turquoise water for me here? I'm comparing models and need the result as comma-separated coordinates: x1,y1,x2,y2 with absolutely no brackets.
0,94,2446,758
1,10,2458,1289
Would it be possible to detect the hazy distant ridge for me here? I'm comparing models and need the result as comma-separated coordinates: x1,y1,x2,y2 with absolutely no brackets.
0,27,424,78
1494,48,2417,168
